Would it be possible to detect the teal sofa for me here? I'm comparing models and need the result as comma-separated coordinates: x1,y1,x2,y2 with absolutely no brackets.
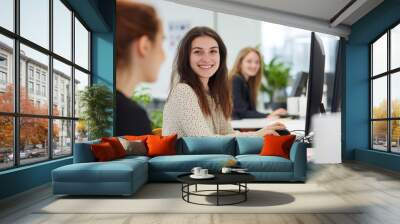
52,137,307,196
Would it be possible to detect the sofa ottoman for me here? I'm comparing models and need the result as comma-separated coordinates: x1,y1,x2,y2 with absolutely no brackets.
53,153,149,196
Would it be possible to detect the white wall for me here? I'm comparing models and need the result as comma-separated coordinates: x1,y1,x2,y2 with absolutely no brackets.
139,0,214,99
216,13,261,69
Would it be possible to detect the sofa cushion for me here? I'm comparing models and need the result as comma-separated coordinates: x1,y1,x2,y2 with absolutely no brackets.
148,154,235,172
235,137,263,155
114,155,150,164
236,155,293,172
177,137,236,155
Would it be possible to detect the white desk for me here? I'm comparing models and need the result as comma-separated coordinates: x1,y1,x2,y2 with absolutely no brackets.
231,118,306,132
231,114,342,164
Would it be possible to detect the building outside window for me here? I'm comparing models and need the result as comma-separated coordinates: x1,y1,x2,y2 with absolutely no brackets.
28,67,34,80
28,81,34,94
0,54,7,89
41,73,46,83
0,54,7,67
41,85,46,97
0,71,6,83
35,70,40,81
35,83,40,95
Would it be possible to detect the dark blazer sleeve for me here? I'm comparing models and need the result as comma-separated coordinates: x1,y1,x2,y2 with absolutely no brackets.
232,75,268,119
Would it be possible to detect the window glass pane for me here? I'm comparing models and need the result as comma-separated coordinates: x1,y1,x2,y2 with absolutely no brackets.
372,121,388,151
53,119,72,157
53,0,72,60
391,24,400,70
20,44,49,115
0,116,13,170
391,120,400,153
372,34,387,76
0,0,14,31
391,72,400,118
53,59,72,117
75,120,88,143
20,0,49,49
0,35,14,112
20,117,49,165
372,77,387,119
74,18,89,70
74,69,89,118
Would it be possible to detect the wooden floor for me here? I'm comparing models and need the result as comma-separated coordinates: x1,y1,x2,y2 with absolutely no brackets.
1,162,400,224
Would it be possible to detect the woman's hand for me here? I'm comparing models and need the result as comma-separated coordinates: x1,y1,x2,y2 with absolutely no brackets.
271,108,288,116
266,122,286,131
266,108,287,119
255,127,279,137
254,122,286,136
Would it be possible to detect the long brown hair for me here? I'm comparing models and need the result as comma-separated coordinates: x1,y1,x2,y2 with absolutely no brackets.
228,47,263,108
171,26,232,119
116,0,160,68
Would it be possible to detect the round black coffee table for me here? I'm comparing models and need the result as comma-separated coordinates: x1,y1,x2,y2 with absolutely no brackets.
177,173,255,206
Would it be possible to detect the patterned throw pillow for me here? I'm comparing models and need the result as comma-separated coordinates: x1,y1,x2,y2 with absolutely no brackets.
118,137,147,156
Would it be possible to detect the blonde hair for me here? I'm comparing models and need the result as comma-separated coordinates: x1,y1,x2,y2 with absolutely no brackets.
228,47,263,108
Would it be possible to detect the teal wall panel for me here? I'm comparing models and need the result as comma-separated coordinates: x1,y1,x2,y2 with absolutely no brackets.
345,0,400,171
0,158,72,199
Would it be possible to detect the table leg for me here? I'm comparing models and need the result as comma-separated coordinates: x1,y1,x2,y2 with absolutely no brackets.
195,184,197,192
217,184,219,206
245,183,247,201
188,184,190,202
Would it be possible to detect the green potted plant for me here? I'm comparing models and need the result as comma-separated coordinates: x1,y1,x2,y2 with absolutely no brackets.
79,84,113,140
261,57,291,109
132,87,163,129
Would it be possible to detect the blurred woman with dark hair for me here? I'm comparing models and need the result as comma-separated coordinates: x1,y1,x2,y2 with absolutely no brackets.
116,0,165,136
162,27,285,137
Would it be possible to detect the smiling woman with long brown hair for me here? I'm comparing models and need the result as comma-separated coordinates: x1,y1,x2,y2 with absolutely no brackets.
162,27,285,137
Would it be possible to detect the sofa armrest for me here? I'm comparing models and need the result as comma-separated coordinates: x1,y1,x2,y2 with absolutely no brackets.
289,141,307,181
73,140,100,163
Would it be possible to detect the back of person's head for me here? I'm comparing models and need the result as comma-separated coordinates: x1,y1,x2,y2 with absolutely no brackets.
170,26,232,119
116,0,160,68
229,47,263,108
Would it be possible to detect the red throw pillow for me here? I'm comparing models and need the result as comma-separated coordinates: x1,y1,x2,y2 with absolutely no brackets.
124,135,148,142
101,137,126,158
146,134,177,157
91,142,117,161
260,135,296,159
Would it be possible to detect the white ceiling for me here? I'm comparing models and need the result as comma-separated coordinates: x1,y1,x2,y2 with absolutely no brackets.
166,0,384,37
225,0,352,24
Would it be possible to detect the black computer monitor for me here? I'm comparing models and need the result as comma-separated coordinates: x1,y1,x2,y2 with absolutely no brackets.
331,37,345,112
325,72,335,111
305,32,325,136
290,71,308,97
